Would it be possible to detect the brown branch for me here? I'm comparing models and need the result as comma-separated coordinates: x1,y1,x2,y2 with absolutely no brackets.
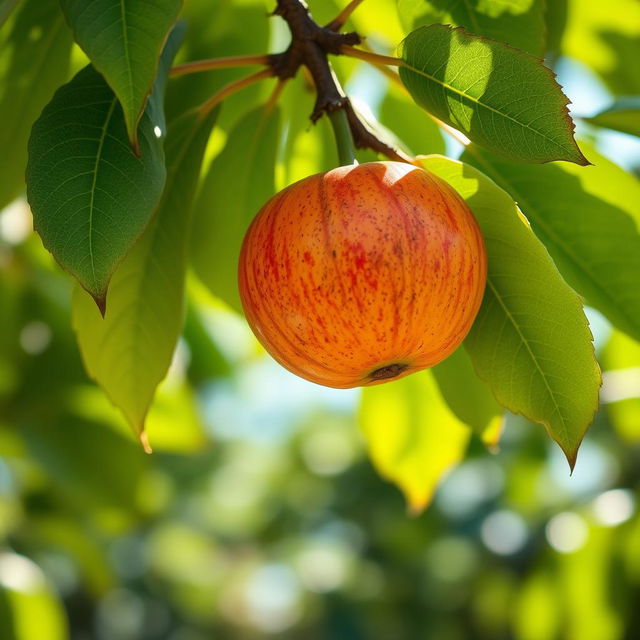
270,0,411,163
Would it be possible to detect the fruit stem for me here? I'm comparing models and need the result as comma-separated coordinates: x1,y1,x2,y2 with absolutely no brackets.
329,108,357,165
270,0,412,163
170,54,271,77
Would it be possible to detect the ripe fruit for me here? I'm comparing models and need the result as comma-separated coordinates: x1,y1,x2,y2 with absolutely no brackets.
238,161,487,389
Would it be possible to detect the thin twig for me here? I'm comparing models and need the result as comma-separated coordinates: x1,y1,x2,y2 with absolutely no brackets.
266,78,289,112
199,68,274,115
340,45,403,67
171,54,271,77
326,0,366,30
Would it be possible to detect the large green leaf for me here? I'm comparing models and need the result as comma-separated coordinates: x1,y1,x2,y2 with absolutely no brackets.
0,0,72,208
59,0,182,148
397,0,546,56
26,27,182,311
432,347,503,446
584,98,640,138
399,25,588,165
462,144,640,342
418,155,600,467
359,370,470,513
191,103,281,311
72,107,218,442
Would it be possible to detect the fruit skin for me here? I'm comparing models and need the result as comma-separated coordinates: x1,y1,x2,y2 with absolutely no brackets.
238,161,487,389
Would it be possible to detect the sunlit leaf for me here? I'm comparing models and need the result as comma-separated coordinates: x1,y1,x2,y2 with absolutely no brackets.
69,383,209,454
0,0,72,209
191,103,281,311
59,0,182,147
359,370,471,513
26,27,183,310
397,0,546,56
399,25,588,165
72,106,219,440
432,346,504,447
419,155,601,467
585,98,640,138
462,144,640,342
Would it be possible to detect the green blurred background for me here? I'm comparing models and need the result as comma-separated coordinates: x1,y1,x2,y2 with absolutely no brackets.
2,0,640,638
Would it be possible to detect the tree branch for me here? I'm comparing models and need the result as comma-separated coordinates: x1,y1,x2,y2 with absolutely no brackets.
270,0,411,163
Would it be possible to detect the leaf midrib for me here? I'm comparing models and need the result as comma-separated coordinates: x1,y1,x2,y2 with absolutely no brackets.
486,278,570,446
401,40,570,153
87,97,117,289
471,153,640,334
101,115,204,424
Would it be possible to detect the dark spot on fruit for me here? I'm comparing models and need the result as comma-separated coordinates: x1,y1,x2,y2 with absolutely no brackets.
369,363,408,380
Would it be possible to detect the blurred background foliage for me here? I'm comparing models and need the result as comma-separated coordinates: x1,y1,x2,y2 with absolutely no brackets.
1,0,640,638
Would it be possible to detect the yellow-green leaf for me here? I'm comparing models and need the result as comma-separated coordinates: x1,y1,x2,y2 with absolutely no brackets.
72,107,218,440
399,25,588,165
418,155,601,467
359,370,471,513
60,0,182,148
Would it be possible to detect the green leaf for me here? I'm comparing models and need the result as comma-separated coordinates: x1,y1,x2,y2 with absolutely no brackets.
418,155,601,467
432,347,504,447
72,106,218,440
0,0,72,208
59,0,182,148
359,370,471,513
191,104,281,311
26,27,182,310
0,0,20,27
584,98,640,138
462,144,640,342
397,0,546,56
399,25,588,165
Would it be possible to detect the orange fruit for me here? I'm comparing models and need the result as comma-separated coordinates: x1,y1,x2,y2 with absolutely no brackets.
238,161,486,388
